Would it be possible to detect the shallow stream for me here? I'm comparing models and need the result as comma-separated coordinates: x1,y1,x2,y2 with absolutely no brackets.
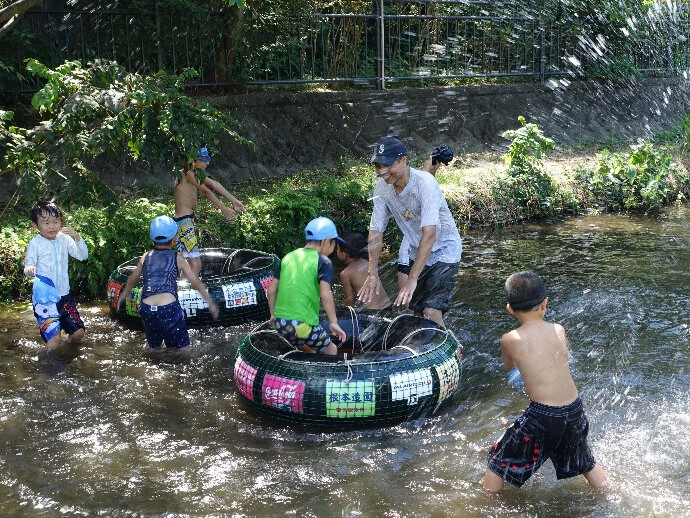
2,207,690,517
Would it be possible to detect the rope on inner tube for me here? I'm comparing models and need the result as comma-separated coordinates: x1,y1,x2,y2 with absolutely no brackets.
390,345,418,356
338,305,361,350
343,353,353,384
382,314,409,350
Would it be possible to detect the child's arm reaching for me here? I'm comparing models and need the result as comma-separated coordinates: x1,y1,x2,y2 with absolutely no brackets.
117,254,145,309
176,255,219,320
204,177,246,214
198,178,245,221
198,183,237,221
24,240,38,277
320,281,346,342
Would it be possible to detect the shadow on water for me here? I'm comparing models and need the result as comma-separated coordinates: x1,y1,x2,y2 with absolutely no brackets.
2,207,690,515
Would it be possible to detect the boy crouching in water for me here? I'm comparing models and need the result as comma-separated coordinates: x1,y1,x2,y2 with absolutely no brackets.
117,216,219,349
267,217,347,355
483,271,607,493
336,231,390,310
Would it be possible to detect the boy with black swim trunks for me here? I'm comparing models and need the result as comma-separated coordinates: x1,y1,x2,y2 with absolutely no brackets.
483,271,608,493
117,216,219,349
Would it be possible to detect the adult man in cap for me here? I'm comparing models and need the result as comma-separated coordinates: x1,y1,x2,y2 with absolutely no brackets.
397,144,455,294
358,137,462,325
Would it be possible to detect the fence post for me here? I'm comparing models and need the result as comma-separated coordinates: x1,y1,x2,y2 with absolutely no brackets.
376,0,385,90
155,0,162,70
539,27,545,83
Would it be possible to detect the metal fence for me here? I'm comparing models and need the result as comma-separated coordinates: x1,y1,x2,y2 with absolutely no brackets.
4,2,690,94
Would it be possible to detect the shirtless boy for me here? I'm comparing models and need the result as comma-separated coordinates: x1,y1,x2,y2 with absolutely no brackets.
174,147,246,277
336,232,390,310
483,271,608,493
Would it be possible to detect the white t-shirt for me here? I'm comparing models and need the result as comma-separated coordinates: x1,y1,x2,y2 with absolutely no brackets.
369,167,462,266
24,233,89,296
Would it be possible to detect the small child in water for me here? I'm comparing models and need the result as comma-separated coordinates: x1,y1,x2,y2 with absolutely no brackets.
336,232,390,310
267,217,347,355
117,215,219,349
483,271,607,493
24,200,89,350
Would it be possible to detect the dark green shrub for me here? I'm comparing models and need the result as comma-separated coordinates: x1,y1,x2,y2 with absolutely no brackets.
493,116,559,223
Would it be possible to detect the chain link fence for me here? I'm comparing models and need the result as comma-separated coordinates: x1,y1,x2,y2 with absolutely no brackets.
3,1,690,94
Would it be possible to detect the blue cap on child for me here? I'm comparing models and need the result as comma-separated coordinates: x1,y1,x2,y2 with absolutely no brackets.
150,215,178,243
197,147,211,164
305,217,347,244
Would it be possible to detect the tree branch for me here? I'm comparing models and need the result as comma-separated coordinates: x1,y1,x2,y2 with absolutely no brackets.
0,0,44,26
0,14,20,39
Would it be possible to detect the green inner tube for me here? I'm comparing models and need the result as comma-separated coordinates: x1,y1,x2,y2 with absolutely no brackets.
234,311,464,428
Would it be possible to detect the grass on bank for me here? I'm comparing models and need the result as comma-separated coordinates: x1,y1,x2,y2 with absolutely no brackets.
2,129,690,304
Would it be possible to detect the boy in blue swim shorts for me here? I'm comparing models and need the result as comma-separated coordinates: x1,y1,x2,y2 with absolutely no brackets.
483,271,608,493
24,200,89,350
117,216,219,349
267,217,347,355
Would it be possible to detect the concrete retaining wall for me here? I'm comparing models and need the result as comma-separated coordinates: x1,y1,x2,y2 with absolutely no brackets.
4,78,690,197
206,78,690,182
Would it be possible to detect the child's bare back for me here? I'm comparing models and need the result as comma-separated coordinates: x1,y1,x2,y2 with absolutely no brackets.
340,258,390,310
501,318,578,407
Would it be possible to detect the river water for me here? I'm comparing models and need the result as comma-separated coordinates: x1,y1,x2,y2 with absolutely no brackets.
2,207,690,517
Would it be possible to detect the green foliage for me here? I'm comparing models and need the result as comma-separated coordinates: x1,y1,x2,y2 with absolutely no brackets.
678,112,690,156
0,221,34,302
2,59,254,201
586,56,644,82
68,198,173,297
493,116,560,221
576,142,689,213
196,168,376,259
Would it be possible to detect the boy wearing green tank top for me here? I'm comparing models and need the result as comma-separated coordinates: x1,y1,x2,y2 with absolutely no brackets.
267,217,347,355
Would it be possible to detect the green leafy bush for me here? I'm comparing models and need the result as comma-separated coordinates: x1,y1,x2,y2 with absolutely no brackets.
576,142,688,213
1,59,254,204
492,116,560,223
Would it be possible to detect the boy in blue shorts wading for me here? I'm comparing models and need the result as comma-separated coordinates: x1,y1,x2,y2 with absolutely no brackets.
267,217,347,355
24,200,89,350
117,216,219,349
483,271,608,493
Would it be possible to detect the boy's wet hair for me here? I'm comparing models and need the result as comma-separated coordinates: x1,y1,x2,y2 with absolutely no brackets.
338,232,367,259
30,200,63,224
505,271,546,311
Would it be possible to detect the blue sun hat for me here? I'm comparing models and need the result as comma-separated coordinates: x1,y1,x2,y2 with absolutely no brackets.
305,217,346,244
149,215,178,243
197,147,211,164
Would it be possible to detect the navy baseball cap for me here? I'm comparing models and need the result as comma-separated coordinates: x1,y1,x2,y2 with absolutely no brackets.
371,137,408,166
